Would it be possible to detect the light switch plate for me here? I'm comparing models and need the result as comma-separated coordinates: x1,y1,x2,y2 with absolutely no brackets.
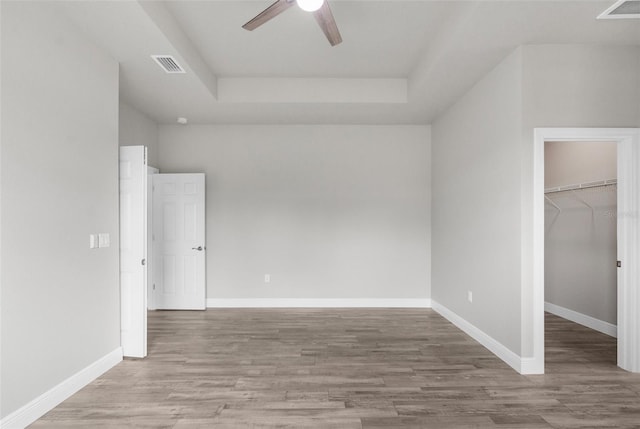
89,234,98,249
98,233,110,248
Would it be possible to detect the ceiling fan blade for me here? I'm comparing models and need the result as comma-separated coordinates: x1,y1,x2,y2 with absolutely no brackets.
313,1,342,46
242,0,296,31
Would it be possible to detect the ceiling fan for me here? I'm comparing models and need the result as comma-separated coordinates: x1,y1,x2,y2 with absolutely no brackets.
242,0,342,46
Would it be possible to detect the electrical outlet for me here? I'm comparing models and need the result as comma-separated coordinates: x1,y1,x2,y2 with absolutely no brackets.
264,274,271,283
467,291,473,303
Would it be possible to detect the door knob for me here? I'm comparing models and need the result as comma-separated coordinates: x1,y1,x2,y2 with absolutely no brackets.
192,246,203,251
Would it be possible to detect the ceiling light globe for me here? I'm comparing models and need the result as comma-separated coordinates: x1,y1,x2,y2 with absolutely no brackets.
296,0,324,12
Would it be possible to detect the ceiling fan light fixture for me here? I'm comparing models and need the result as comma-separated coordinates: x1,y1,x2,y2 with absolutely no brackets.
296,0,324,12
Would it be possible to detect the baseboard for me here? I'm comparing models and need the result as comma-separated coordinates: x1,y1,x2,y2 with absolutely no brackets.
431,300,525,374
206,298,431,308
1,347,123,429
520,357,544,375
545,301,617,338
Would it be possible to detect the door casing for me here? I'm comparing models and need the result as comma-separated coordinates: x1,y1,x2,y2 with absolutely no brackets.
531,128,640,374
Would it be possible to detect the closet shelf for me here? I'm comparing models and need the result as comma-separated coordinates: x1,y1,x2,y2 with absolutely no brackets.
544,179,617,195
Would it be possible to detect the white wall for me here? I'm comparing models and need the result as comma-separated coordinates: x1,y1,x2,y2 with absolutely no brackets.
545,141,617,188
520,44,640,356
432,49,524,355
1,2,120,419
158,125,431,302
119,102,159,167
522,45,640,129
432,44,640,366
545,141,617,325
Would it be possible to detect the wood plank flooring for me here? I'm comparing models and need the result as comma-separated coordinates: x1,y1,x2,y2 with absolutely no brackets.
31,310,640,428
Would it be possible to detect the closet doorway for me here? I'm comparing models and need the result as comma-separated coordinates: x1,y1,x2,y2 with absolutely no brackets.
532,128,640,374
544,140,618,368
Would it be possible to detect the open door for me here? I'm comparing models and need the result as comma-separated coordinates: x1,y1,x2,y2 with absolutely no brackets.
153,173,206,310
119,146,147,358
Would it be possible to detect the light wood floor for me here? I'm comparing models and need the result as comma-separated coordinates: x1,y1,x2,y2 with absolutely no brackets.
31,309,640,428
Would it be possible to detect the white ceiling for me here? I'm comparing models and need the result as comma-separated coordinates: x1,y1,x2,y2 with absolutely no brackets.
56,0,640,125
164,1,461,77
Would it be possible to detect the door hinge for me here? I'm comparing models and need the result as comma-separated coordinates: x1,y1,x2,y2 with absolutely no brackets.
153,284,156,290
617,260,622,268
142,258,146,266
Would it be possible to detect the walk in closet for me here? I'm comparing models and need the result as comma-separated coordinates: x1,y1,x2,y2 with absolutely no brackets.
544,141,618,337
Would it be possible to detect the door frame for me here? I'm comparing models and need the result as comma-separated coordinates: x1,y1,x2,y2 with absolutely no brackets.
532,128,640,373
147,166,159,311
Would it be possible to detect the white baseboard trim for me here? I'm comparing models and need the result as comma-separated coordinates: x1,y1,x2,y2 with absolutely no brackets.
431,300,525,374
1,347,123,429
206,298,431,308
520,357,544,375
545,301,617,338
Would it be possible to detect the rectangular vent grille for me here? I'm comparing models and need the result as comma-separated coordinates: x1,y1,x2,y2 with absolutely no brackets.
151,55,186,73
598,0,640,19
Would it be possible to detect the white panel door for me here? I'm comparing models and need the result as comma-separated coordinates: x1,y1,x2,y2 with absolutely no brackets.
153,173,206,310
119,146,147,358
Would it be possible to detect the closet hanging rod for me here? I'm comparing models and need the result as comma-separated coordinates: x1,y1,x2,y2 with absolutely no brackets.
544,179,617,195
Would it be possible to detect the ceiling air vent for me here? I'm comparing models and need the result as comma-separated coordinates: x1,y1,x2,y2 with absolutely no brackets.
598,0,640,19
151,55,186,73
